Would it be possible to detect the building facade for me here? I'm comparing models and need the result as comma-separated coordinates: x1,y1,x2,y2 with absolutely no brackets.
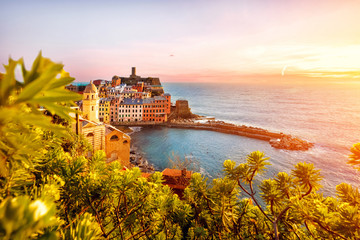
99,98,111,123
110,98,122,123
105,125,131,166
118,98,143,122
142,95,171,122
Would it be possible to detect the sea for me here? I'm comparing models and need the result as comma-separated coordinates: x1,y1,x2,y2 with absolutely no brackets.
128,82,360,196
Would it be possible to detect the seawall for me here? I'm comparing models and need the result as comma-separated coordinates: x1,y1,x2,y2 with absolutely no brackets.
113,120,313,151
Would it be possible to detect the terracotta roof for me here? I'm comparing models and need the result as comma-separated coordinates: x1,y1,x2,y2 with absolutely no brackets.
162,168,192,178
141,172,152,178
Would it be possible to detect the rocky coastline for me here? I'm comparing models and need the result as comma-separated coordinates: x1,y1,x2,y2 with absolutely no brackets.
129,147,156,173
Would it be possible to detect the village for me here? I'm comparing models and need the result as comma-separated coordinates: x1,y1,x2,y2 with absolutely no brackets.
66,67,194,197
66,67,181,124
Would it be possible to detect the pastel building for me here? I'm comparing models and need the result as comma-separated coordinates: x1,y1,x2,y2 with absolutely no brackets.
99,98,111,123
110,97,122,123
132,82,144,93
99,84,110,98
121,89,138,99
118,98,143,122
108,85,126,98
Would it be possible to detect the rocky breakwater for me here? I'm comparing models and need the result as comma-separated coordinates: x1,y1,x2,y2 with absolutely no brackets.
269,134,313,151
167,120,313,151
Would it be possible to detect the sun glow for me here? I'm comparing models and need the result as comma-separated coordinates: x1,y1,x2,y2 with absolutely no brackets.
284,45,360,79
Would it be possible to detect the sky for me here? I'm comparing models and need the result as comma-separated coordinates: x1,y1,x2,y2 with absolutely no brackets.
1,0,360,83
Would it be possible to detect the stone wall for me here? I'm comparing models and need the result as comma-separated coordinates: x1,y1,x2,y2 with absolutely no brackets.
82,124,106,152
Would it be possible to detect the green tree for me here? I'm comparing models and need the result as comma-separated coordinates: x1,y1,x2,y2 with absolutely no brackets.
0,53,83,238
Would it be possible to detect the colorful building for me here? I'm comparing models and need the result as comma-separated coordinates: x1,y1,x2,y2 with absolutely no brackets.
112,75,121,87
99,84,111,98
161,168,192,198
118,98,143,122
99,98,111,123
110,98,122,123
142,94,171,122
132,82,144,93
121,89,138,99
108,85,126,98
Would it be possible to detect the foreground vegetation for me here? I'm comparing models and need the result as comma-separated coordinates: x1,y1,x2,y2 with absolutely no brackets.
0,54,359,239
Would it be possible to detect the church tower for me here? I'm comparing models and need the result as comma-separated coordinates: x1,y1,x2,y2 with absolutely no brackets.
82,81,99,122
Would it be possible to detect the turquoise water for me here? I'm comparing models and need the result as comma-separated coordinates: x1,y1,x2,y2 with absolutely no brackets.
131,82,360,195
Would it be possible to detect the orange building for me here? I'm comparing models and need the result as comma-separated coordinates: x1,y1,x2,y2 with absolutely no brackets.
110,98,122,123
140,168,192,198
79,118,130,166
112,75,121,87
132,82,144,93
161,168,192,198
142,94,171,122
105,125,131,167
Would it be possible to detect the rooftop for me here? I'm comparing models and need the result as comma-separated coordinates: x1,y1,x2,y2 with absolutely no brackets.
162,168,192,178
154,96,167,101
121,98,143,105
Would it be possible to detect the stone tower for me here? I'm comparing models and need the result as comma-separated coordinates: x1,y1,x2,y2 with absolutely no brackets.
83,81,99,122
130,67,136,78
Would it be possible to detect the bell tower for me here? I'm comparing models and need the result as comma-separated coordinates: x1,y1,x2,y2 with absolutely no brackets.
82,81,99,122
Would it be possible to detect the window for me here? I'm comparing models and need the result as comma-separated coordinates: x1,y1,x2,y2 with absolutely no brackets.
110,135,119,141
86,133,94,137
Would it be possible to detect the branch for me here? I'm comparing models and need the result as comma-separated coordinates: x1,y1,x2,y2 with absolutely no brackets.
305,221,316,239
88,196,108,237
276,206,291,222
63,205,90,230
114,194,124,240
270,200,274,216
106,193,149,237
125,227,151,240
237,178,272,223
315,221,347,240
301,183,312,199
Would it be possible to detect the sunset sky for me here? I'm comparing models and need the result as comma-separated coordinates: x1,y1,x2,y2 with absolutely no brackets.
1,0,360,83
